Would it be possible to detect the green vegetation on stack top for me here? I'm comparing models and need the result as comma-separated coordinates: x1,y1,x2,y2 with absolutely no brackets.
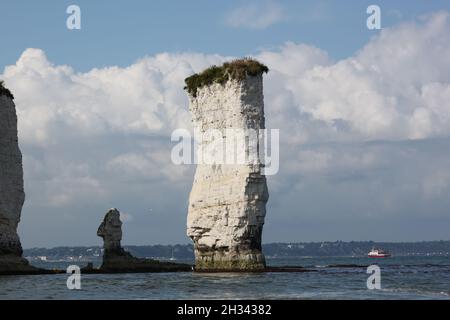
0,80,14,99
184,58,269,97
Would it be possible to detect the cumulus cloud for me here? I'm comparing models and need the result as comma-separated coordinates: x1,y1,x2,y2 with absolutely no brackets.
3,49,230,146
224,1,285,29
256,11,450,141
120,212,134,223
105,146,191,183
2,12,450,245
5,12,450,150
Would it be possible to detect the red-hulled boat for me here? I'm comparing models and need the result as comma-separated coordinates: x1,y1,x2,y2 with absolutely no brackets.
368,248,391,258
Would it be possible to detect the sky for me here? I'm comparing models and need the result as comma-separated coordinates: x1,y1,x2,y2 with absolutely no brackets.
1,1,450,248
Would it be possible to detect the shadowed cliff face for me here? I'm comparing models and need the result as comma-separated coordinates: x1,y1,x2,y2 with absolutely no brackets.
186,69,269,271
97,208,133,268
0,94,33,272
97,208,123,252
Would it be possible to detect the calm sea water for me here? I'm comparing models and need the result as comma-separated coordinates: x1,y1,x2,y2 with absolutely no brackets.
1,256,449,300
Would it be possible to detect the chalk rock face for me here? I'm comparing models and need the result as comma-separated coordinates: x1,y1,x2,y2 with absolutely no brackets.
186,71,269,271
0,93,31,272
97,208,123,252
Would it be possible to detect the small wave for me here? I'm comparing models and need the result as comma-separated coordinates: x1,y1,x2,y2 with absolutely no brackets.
381,287,450,298
311,264,367,269
397,264,450,268
327,264,368,268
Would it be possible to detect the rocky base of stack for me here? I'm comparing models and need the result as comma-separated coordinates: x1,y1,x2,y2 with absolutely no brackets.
0,256,39,275
98,248,191,273
0,249,50,275
193,248,266,271
188,164,269,271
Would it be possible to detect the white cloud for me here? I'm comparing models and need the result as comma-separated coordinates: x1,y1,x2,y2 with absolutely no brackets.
256,11,450,141
286,147,380,176
224,1,285,29
3,49,228,146
120,212,134,223
106,148,191,183
4,12,450,151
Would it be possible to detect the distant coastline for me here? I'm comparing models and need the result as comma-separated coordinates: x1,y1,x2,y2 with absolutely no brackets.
24,241,450,263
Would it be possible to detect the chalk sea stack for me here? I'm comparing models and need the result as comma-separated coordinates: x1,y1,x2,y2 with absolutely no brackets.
0,82,36,274
185,59,269,271
97,208,190,273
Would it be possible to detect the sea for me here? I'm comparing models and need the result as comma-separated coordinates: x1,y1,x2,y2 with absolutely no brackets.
0,256,449,300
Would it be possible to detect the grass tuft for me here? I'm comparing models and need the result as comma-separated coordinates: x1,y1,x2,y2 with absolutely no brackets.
184,58,268,97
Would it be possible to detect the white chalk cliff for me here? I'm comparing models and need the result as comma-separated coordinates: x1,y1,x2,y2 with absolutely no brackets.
0,88,32,272
185,61,269,270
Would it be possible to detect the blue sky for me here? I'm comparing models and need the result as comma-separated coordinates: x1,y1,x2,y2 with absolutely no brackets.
2,0,449,71
1,1,450,247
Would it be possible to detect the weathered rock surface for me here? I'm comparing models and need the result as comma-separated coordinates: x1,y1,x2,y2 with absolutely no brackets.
97,208,191,273
0,92,36,274
97,208,123,253
186,61,269,271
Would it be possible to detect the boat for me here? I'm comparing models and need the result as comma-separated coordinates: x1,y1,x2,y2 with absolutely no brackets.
368,248,391,258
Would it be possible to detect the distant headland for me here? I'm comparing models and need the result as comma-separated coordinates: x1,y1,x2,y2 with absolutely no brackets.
24,241,450,263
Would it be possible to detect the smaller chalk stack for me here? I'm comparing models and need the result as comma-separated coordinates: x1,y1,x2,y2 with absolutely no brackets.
97,208,191,273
